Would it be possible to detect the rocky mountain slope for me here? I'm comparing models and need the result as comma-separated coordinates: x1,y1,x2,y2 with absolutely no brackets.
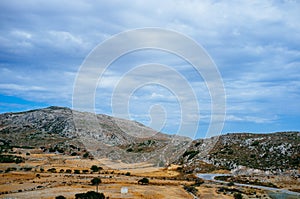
0,106,191,166
177,132,300,173
1,107,299,171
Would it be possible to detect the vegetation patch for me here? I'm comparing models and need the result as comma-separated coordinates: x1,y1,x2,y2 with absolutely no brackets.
0,154,24,163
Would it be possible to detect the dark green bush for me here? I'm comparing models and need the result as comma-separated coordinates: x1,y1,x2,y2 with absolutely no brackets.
75,191,105,199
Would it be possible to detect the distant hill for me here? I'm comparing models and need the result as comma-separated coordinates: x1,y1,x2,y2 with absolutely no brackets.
176,132,300,172
0,106,191,166
0,107,299,171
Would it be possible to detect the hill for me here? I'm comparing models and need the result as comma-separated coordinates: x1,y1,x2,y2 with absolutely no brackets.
0,106,190,166
177,132,300,173
1,107,299,172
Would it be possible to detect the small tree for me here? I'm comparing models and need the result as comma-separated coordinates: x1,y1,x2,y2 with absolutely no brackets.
91,177,101,193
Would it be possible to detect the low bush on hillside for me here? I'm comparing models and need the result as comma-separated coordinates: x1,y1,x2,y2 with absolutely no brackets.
183,185,198,195
75,191,105,199
0,155,24,164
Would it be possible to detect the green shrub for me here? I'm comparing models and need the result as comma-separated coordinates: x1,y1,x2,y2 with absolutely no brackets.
234,193,243,199
47,168,56,173
91,165,99,172
75,191,105,199
74,169,80,174
183,185,198,195
138,177,149,185
0,155,24,164
55,196,66,199
125,172,131,176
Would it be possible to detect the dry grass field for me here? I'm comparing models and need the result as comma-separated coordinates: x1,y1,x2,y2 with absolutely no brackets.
1,149,297,199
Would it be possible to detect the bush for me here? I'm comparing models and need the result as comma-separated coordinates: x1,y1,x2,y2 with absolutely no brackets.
74,169,80,174
47,168,56,173
91,165,99,172
83,152,89,158
227,182,235,186
56,196,66,199
0,155,24,164
5,167,17,173
234,193,243,199
75,191,105,199
125,172,131,176
194,178,204,186
183,185,198,195
66,169,72,173
138,177,149,185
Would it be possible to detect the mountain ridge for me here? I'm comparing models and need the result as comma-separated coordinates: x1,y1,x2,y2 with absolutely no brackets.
1,106,299,171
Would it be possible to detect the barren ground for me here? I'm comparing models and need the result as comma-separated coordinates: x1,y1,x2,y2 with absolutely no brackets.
0,150,297,199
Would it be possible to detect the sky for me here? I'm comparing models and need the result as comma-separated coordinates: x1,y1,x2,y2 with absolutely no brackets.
0,0,300,139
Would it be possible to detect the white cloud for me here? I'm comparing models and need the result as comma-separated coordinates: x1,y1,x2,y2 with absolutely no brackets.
0,0,300,136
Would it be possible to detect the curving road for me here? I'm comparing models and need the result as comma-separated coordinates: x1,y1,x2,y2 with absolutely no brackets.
197,173,300,196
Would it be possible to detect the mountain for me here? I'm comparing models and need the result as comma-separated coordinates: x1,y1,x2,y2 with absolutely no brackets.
0,106,191,166
176,132,300,173
1,106,299,172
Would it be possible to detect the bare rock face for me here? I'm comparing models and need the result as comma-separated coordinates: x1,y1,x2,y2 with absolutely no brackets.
0,106,191,166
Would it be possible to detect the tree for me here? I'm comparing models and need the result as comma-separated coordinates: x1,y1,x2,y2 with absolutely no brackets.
90,165,99,172
91,177,101,192
138,177,149,185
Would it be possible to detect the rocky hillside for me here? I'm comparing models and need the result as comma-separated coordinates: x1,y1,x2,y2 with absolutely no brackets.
1,107,299,171
177,132,300,172
0,106,191,166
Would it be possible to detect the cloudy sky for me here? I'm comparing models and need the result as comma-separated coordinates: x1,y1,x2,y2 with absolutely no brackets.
1,0,299,138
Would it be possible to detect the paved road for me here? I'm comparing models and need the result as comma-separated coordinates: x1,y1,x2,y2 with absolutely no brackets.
197,173,300,196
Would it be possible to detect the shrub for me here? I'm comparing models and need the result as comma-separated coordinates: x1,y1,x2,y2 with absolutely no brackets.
194,178,204,186
5,167,17,173
83,152,89,158
91,165,99,172
138,177,149,185
234,193,243,199
227,182,235,186
59,169,65,173
74,169,80,174
56,196,66,199
65,169,72,173
183,185,198,195
75,191,105,199
47,168,56,173
0,155,24,164
125,172,131,176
